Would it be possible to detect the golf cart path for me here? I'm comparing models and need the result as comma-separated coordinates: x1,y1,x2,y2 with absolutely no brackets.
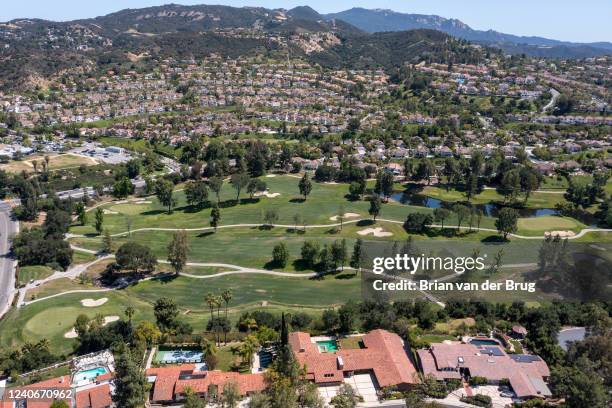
66,218,612,240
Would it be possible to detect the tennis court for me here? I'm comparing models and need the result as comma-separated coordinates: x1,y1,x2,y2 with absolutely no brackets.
155,348,203,364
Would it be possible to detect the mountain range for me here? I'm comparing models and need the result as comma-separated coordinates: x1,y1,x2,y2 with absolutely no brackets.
0,3,608,90
323,7,612,59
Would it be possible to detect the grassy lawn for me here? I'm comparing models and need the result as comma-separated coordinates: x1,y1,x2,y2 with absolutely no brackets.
508,339,524,354
215,345,249,373
0,153,99,174
18,265,53,285
418,185,565,209
517,216,583,233
434,317,476,333
419,334,457,344
339,336,363,350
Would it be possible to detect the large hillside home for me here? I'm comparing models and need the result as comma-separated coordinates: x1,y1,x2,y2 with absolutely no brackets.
417,341,551,399
289,329,419,393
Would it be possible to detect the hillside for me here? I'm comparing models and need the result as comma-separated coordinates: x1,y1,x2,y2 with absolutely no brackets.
325,7,612,58
0,4,481,90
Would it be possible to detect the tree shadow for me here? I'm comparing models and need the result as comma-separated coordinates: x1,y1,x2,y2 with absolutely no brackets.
289,198,305,203
334,272,357,280
197,231,215,238
141,209,166,216
356,219,375,227
481,235,506,243
292,259,310,272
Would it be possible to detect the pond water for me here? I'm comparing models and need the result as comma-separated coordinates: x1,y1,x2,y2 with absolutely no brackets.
390,192,558,218
557,327,586,351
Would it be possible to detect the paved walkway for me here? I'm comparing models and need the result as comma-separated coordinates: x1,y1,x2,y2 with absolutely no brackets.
66,218,612,240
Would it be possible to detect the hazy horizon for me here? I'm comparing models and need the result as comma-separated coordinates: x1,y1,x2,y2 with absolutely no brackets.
1,1,611,44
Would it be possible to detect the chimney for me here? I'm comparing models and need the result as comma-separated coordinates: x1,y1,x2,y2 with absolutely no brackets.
336,356,344,370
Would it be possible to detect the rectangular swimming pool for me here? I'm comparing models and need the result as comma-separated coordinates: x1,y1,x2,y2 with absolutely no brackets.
73,366,107,383
316,340,338,353
469,338,500,346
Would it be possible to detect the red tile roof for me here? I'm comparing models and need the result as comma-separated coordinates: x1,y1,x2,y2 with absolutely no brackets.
145,365,265,403
1,376,72,408
289,330,419,388
76,383,112,408
418,342,551,398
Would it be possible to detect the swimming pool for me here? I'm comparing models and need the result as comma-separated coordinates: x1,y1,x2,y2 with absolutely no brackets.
469,338,500,346
316,340,338,353
73,366,107,383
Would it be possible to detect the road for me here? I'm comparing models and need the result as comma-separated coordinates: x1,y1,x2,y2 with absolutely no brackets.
0,201,18,318
542,88,560,113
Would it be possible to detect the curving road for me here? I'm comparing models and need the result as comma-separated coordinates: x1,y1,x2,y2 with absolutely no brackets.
0,201,18,319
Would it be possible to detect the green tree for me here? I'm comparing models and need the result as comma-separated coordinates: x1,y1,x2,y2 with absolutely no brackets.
153,297,179,331
155,178,176,213
76,202,87,226
183,387,205,408
230,172,250,202
167,230,188,275
247,178,267,199
49,401,70,408
495,208,518,240
301,241,320,269
331,239,347,271
209,176,224,203
185,180,209,208
210,204,221,231
433,207,451,231
350,239,363,273
112,177,134,199
94,207,104,234
262,208,279,226
369,196,381,221
102,229,112,253
221,382,241,408
330,383,361,408
452,204,470,233
115,242,157,273
272,242,290,268
298,173,312,200
112,348,147,408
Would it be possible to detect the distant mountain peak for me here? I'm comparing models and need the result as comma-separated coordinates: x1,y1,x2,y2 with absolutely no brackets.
324,7,611,58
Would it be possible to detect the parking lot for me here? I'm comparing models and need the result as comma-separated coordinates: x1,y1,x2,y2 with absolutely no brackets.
70,142,132,164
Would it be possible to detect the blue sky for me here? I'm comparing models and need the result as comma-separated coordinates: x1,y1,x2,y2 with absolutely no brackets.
1,1,610,43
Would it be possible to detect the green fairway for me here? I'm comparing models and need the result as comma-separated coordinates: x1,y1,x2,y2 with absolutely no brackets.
517,216,582,232
17,265,53,285
0,270,359,354
418,185,566,209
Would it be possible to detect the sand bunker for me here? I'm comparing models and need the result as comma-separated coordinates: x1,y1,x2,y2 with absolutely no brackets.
357,227,393,237
103,209,118,215
545,230,576,238
104,316,120,324
64,315,120,338
265,174,276,178
81,298,108,307
131,200,152,204
329,213,360,221
255,191,281,198
64,328,78,338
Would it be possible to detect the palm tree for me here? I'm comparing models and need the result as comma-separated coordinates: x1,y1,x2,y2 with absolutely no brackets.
200,338,217,358
222,290,232,318
215,295,222,318
32,160,38,173
124,306,135,323
205,293,216,320
244,318,258,333
239,335,259,367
